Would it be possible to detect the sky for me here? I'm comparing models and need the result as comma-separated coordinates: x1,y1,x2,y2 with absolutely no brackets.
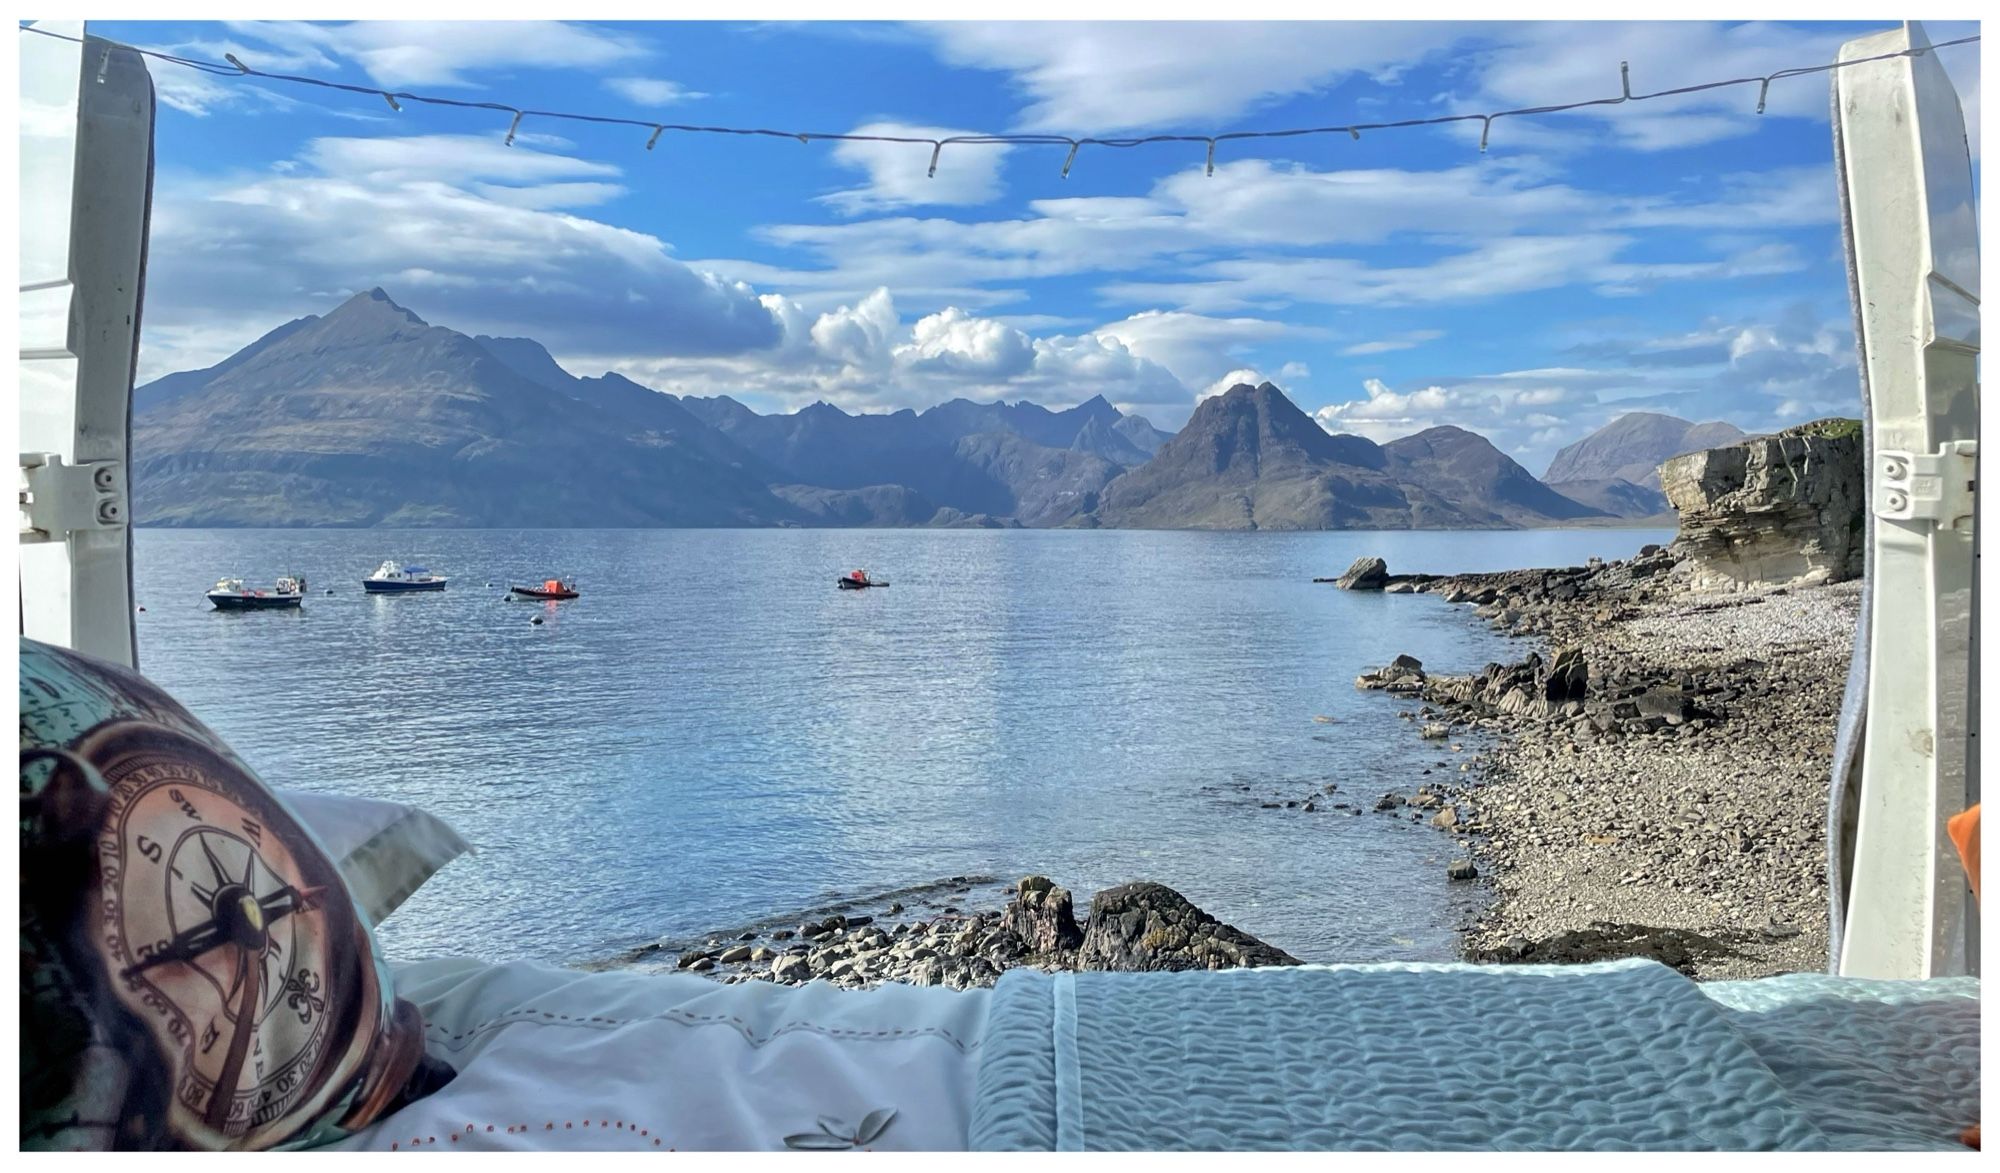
76,18,1982,473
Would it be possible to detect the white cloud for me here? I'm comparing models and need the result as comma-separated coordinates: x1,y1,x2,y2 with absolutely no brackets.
139,132,785,377
1310,305,1862,470
1341,330,1443,356
603,77,705,106
918,21,1486,133
1091,309,1297,389
1200,368,1267,400
601,289,1189,415
228,20,644,88
822,123,1012,214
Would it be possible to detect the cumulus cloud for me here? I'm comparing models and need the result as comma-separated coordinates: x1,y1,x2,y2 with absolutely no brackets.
1200,368,1267,400
594,288,1188,416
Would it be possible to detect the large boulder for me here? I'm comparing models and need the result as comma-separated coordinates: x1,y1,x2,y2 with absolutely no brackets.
1333,556,1390,590
1076,883,1301,972
1659,420,1864,592
1000,875,1083,954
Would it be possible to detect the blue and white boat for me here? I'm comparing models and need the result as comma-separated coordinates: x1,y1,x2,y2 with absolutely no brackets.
363,560,448,593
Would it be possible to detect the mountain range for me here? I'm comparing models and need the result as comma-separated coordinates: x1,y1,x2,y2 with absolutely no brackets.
130,289,1740,530
1541,412,1746,518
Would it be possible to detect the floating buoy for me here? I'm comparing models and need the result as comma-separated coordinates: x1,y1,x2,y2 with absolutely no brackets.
530,616,544,625
325,588,334,594
136,606,146,612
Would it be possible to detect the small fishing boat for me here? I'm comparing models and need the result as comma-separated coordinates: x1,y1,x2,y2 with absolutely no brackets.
363,560,448,593
207,575,306,611
509,577,579,600
837,569,889,590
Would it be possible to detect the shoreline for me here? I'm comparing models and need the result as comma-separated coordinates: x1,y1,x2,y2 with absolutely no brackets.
1353,549,1856,979
610,545,1854,989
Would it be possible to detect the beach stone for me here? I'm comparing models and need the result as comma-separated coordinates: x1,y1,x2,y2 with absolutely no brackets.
717,945,753,964
1334,556,1390,591
771,954,811,983
1446,859,1479,881
1076,882,1300,972
676,950,711,969
996,872,1088,952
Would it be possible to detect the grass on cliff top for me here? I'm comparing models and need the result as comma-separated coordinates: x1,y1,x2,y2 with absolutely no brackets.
1782,417,1863,440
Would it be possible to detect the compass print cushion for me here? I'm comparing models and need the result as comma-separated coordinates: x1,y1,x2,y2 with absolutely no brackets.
19,638,453,1150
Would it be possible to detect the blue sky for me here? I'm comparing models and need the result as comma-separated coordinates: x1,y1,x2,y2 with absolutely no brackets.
86,18,1980,472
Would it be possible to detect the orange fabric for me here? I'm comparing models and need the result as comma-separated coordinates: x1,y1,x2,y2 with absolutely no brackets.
1948,805,1980,903
544,579,560,593
1949,804,1980,1150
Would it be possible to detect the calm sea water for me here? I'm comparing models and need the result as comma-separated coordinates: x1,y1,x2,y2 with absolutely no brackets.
132,527,1670,967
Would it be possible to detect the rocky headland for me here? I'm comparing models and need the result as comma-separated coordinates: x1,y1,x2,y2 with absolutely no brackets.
1335,418,1866,979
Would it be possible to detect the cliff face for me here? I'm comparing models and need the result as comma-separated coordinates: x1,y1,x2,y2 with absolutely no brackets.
1660,419,1864,592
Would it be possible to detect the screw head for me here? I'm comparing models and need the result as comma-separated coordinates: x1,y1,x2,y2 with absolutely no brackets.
1884,490,1909,512
1882,458,1908,481
96,500,122,524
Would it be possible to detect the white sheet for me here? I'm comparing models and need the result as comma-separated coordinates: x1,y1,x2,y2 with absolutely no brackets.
333,958,991,1152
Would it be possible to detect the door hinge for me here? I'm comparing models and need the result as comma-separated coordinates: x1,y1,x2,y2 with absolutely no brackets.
19,453,127,541
1876,441,1977,530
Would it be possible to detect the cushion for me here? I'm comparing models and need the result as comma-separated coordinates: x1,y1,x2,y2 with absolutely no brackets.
278,791,470,927
19,638,453,1150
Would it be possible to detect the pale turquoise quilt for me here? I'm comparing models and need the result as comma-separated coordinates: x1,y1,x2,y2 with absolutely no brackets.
969,958,1980,1151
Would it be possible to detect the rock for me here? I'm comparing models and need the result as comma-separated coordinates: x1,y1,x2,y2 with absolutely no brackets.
1076,882,1301,972
750,946,776,962
1446,859,1479,881
1421,722,1449,739
688,957,716,973
1660,420,1864,592
1541,646,1588,703
717,944,753,964
1390,653,1423,672
1334,556,1390,591
1375,793,1404,811
676,950,712,969
1432,807,1460,830
771,953,811,982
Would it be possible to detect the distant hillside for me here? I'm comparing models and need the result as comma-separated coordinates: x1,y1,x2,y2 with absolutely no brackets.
1382,426,1608,527
133,290,1173,528
132,290,793,527
131,290,1706,531
1544,411,1747,487
1540,411,1747,519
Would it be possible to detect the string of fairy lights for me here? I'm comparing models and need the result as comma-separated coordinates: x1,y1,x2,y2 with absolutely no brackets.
19,23,1981,178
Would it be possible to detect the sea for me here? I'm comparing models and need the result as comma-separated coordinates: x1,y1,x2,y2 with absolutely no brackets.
132,526,1672,967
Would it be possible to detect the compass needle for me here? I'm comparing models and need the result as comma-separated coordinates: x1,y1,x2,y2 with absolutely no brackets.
199,834,230,888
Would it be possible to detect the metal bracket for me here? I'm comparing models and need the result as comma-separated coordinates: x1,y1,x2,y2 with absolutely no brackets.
19,452,127,541
1875,441,1977,528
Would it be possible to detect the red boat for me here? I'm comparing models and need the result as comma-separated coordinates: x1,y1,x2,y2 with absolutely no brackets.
510,577,579,600
836,569,888,590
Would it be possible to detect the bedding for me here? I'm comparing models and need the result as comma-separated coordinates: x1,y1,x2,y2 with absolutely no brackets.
969,959,1980,1151
278,790,471,926
18,638,451,1151
336,955,1978,1152
331,957,992,1151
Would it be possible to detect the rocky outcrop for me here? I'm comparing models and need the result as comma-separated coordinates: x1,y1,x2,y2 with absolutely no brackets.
1660,419,1864,593
1075,882,1302,972
639,875,1295,989
1333,556,1390,590
1000,875,1083,953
